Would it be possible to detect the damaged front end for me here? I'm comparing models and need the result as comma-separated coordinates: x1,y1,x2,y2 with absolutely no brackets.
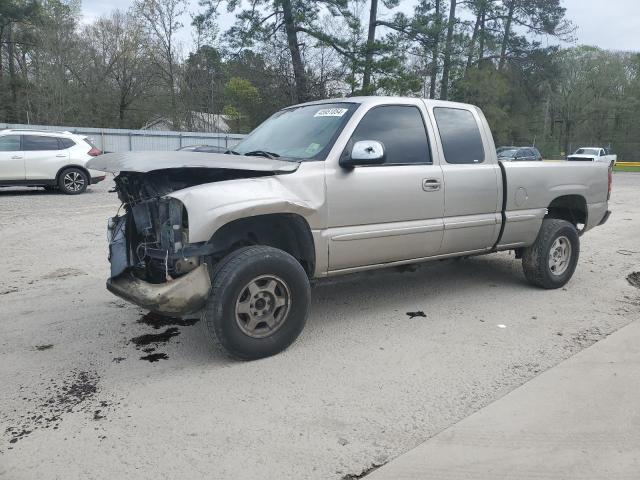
106,169,246,315
92,151,301,316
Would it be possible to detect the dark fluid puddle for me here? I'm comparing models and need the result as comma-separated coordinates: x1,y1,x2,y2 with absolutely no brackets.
131,327,180,348
140,353,169,362
406,311,426,319
137,312,200,329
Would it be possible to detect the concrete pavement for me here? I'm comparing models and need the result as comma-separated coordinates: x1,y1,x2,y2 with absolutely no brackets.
2,174,639,479
368,319,640,480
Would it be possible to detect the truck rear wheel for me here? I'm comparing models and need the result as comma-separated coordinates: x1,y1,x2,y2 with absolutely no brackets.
522,219,580,289
203,246,311,360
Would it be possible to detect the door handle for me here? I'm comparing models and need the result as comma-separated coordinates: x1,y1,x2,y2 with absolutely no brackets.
11,155,23,159
422,178,441,192
55,154,66,157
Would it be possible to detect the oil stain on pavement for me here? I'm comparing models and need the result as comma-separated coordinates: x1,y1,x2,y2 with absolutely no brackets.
627,272,640,288
4,370,113,447
130,313,201,362
137,312,200,329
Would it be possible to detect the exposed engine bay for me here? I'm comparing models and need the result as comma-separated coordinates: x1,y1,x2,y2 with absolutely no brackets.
108,168,275,283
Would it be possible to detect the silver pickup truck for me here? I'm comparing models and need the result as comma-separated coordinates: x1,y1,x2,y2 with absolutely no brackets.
90,97,612,359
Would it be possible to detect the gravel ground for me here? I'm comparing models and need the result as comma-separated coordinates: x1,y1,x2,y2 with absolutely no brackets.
1,173,639,479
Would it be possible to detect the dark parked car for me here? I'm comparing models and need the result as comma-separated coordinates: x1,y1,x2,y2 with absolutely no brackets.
496,145,517,154
497,146,542,161
177,145,228,153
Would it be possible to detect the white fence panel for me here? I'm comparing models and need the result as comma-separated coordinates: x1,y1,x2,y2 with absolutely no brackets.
0,123,246,153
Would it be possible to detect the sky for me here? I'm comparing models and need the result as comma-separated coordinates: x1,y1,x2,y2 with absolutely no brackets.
80,0,640,53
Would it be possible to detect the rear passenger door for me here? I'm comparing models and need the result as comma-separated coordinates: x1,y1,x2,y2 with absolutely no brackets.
430,106,502,254
23,135,69,180
0,135,25,180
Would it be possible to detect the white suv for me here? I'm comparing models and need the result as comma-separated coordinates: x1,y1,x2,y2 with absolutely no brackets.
0,129,107,194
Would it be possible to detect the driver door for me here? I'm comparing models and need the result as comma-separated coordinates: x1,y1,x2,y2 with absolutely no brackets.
325,103,444,272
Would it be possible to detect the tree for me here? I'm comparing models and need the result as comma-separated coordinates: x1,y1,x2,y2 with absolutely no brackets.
134,0,187,129
222,0,352,102
440,0,457,100
86,12,154,126
0,0,39,122
223,76,261,132
498,0,573,70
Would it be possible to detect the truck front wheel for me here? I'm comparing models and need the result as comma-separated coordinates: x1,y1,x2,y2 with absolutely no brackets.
203,246,311,360
522,219,580,289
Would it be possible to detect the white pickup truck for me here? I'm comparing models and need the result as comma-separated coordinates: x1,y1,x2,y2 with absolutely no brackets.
567,147,617,167
90,97,612,359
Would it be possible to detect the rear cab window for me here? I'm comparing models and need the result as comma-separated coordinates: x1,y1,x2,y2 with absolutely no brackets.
433,107,485,164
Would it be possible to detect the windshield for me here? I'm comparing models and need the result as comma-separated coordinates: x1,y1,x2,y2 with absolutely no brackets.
498,148,518,158
575,148,600,155
233,103,358,161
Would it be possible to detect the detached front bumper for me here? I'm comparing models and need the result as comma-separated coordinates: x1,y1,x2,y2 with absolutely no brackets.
106,264,212,316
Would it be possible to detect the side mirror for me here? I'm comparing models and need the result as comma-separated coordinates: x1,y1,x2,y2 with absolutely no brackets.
340,140,385,168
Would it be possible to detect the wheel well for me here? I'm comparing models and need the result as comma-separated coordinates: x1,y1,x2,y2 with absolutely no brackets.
207,214,316,277
546,195,587,230
56,165,90,183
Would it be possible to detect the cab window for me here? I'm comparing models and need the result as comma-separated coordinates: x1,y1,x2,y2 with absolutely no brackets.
433,107,485,164
350,105,431,165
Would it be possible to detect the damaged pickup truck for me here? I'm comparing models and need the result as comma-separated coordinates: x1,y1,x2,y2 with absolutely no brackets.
90,97,612,360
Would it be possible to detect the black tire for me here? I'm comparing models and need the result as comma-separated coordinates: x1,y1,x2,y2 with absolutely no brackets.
203,246,311,360
58,168,88,194
522,219,580,289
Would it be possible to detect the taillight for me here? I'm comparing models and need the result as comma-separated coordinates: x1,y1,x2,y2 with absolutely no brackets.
88,147,102,156
607,166,613,200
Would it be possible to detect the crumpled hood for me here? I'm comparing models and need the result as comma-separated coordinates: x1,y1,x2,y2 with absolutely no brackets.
87,151,300,174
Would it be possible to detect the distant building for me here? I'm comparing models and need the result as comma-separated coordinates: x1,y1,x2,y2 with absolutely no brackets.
142,112,232,133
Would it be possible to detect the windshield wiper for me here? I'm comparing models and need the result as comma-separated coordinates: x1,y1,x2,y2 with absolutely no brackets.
243,150,280,159
224,149,241,155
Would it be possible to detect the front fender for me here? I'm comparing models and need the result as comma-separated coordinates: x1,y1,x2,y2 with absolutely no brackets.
167,173,323,244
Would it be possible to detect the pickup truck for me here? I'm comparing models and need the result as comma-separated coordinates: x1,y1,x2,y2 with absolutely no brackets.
567,147,617,167
89,97,612,360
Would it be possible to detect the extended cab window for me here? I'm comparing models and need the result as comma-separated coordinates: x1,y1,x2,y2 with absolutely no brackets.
433,107,485,164
23,135,62,151
350,105,431,165
0,135,21,151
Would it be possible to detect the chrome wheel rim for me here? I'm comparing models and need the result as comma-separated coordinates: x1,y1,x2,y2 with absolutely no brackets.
63,171,85,192
235,274,291,338
548,236,572,276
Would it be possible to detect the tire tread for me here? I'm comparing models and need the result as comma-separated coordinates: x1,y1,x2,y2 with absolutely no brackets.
522,218,579,289
204,246,310,359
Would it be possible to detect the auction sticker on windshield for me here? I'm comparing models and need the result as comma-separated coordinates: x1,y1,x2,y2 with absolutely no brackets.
314,108,348,117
